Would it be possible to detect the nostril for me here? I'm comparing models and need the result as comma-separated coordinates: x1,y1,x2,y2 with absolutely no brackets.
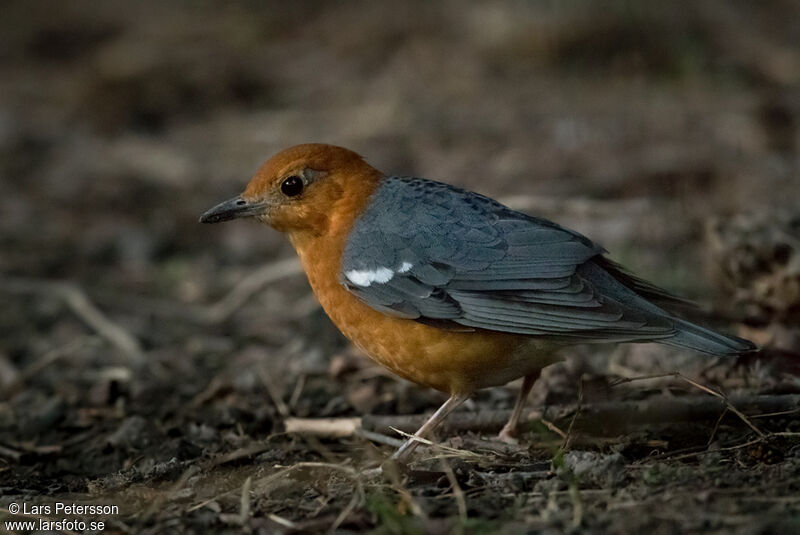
236,199,246,206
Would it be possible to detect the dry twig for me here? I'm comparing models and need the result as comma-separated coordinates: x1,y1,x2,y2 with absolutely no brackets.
259,366,290,418
91,257,305,325
0,277,144,364
560,377,585,454
194,257,302,324
2,336,101,400
285,417,361,437
439,456,467,533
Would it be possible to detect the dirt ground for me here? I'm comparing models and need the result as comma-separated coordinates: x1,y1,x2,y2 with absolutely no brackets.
1,1,800,533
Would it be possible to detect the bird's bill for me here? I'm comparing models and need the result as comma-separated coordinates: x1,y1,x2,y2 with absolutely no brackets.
199,196,269,224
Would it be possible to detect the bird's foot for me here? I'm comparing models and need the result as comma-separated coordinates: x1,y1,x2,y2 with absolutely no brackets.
497,424,520,445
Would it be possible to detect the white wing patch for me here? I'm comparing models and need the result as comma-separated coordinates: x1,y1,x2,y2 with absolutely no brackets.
345,262,414,287
345,267,395,287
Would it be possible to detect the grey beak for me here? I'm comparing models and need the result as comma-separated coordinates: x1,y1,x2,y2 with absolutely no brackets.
199,196,268,224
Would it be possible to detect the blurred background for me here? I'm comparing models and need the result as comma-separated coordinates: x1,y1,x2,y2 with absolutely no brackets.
1,1,799,532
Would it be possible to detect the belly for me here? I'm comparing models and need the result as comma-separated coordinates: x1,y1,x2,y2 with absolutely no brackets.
315,281,561,393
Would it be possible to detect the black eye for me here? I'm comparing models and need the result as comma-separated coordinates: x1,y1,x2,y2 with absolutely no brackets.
280,176,304,197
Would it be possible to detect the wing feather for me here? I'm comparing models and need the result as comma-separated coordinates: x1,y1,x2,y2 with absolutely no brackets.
341,177,676,340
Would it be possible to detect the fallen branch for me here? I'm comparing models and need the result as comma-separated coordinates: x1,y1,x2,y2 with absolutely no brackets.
610,372,766,436
284,394,800,439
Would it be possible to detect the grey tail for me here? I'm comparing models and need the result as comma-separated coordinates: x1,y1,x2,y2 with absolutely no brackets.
663,318,758,356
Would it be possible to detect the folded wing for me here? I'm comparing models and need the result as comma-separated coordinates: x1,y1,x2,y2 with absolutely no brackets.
341,177,678,344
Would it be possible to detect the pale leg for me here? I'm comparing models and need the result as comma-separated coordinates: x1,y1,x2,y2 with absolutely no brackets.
498,371,540,444
391,393,470,464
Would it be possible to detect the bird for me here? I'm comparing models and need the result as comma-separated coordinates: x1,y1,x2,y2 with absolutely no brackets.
200,143,756,463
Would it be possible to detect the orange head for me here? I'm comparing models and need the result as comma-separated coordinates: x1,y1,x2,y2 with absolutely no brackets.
200,144,383,237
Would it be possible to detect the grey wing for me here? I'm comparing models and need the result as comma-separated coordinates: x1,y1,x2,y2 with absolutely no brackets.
340,177,677,342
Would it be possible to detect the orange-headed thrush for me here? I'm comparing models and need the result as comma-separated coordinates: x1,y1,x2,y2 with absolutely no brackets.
200,143,756,462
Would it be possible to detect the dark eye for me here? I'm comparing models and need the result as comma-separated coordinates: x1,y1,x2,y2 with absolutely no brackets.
280,175,304,197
